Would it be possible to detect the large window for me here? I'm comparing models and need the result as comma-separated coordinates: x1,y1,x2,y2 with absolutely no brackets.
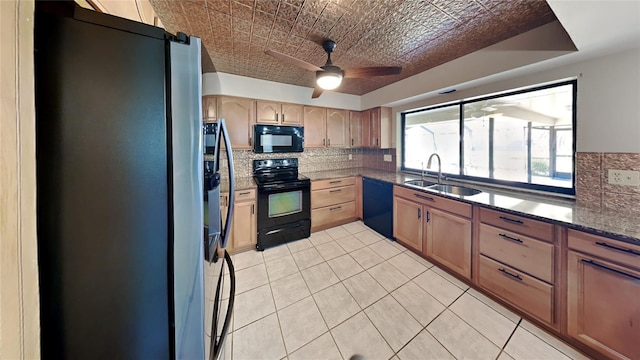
402,81,576,195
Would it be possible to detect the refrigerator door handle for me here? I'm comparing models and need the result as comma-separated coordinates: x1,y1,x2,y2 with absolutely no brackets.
219,119,235,248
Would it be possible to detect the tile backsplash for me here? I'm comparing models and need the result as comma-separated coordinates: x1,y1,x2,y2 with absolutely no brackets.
207,147,400,178
576,152,640,212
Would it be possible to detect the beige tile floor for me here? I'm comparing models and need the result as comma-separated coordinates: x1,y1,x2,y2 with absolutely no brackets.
217,221,591,360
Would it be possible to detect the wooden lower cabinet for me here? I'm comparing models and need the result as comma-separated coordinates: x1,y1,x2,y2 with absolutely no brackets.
392,185,471,279
393,196,423,252
427,208,472,278
567,230,640,360
478,255,554,324
225,189,257,253
311,177,356,231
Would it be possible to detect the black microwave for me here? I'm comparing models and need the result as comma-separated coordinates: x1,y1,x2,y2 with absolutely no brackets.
253,124,304,153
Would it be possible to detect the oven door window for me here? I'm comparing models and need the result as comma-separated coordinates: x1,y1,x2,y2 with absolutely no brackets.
268,190,302,217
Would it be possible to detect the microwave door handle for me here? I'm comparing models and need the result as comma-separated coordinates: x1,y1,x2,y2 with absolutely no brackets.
219,119,235,248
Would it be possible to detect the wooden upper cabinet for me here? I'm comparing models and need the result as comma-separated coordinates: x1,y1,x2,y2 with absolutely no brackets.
256,101,280,124
326,108,348,148
216,96,255,150
358,107,392,149
303,106,326,148
370,107,381,148
281,103,303,125
349,111,362,148
361,109,372,148
202,95,217,122
256,101,303,125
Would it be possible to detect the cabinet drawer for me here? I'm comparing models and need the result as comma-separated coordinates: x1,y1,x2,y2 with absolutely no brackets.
480,208,554,242
479,223,555,283
478,255,553,324
394,185,472,218
235,189,256,202
312,177,356,191
568,229,640,270
312,185,355,209
312,201,355,229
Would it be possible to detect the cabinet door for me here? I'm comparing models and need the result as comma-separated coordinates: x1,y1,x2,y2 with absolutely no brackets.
326,108,348,148
427,208,472,278
361,109,372,148
231,200,257,250
256,101,280,124
303,106,327,148
217,96,255,149
567,250,640,360
349,111,362,148
281,103,303,125
203,95,217,121
370,107,381,148
393,197,423,252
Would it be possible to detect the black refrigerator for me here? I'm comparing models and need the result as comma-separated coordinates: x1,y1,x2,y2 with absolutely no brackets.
34,3,235,359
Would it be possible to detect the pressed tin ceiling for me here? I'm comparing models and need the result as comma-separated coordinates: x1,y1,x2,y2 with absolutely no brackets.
149,0,559,96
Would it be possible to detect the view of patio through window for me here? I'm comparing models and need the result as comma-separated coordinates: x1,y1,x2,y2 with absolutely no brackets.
402,81,576,195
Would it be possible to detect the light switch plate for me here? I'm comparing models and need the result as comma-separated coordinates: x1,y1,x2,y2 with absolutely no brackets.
348,154,353,160
383,154,392,162
608,169,640,186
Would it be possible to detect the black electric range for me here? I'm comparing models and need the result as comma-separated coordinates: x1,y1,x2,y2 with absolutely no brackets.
252,158,311,250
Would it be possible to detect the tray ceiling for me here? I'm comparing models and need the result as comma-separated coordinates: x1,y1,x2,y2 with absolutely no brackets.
150,0,559,96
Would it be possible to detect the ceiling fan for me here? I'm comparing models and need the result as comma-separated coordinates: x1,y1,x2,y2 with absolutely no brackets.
265,40,402,98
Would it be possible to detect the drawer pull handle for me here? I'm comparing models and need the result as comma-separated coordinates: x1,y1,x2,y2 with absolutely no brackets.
329,189,342,193
329,206,342,211
414,193,435,202
418,208,421,219
499,233,523,244
499,216,524,225
595,241,640,256
238,191,250,195
581,259,640,281
498,268,523,281
329,180,342,184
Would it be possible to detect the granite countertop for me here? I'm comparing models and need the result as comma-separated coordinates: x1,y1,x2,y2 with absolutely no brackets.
303,168,640,246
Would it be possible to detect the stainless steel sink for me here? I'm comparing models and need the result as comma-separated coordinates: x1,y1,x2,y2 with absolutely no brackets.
404,179,436,188
427,184,482,196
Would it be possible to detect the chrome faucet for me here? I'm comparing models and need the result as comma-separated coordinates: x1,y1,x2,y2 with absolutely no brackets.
427,153,443,184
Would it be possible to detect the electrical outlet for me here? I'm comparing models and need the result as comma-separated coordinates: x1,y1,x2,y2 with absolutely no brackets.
608,169,640,186
348,154,352,160
383,154,392,162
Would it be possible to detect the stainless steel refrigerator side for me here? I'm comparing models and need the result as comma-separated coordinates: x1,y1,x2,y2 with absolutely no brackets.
169,37,205,360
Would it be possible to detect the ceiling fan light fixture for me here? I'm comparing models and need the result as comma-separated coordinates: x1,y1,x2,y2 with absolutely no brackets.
316,66,343,90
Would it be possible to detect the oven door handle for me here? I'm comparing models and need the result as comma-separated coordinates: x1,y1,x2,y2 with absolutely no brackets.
265,221,306,235
260,182,308,191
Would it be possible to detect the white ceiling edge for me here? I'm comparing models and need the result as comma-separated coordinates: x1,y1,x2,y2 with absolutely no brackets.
202,72,361,110
363,0,640,109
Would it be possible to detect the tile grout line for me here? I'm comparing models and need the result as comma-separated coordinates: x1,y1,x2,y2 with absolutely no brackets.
496,317,523,360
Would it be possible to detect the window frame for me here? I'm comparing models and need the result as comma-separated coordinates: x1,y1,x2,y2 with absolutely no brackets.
400,80,577,196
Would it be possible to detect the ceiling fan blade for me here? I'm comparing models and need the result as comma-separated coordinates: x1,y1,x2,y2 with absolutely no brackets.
343,66,402,79
265,49,323,72
311,87,324,99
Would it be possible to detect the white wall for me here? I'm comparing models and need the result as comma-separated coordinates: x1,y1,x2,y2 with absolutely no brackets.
203,72,361,110
392,48,640,153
